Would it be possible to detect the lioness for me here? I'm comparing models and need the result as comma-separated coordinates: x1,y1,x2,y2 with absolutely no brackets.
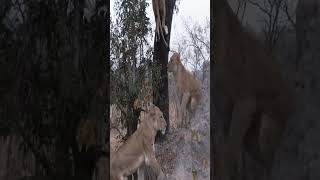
110,103,166,180
152,0,169,48
168,52,202,127
212,0,294,180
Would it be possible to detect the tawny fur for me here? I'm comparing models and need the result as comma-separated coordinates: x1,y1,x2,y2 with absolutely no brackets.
168,52,202,127
110,104,166,180
152,0,169,48
212,1,294,180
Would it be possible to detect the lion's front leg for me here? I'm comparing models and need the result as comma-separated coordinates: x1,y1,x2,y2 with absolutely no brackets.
176,103,183,128
146,153,165,180
223,97,256,180
180,92,191,127
138,164,145,180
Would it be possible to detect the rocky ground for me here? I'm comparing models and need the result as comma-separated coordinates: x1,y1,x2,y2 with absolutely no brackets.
156,65,210,180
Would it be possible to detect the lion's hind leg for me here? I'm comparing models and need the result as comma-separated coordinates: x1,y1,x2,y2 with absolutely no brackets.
152,0,160,42
159,0,168,35
258,113,285,179
259,114,283,163
155,13,161,42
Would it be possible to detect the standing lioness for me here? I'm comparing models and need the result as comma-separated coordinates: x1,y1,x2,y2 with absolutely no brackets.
168,52,202,127
110,104,166,180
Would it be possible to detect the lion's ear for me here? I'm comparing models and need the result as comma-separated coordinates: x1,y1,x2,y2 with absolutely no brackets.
134,99,142,110
148,104,156,116
174,52,181,61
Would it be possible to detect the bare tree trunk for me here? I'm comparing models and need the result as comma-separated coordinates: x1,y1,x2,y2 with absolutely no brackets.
152,0,176,140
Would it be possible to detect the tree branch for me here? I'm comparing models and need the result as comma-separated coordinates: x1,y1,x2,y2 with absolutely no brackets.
247,0,272,17
282,2,296,28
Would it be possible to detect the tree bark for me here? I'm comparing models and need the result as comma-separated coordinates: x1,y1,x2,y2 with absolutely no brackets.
152,0,176,140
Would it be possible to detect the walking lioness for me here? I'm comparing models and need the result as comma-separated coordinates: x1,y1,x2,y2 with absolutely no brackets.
212,0,294,179
110,103,166,180
168,52,202,127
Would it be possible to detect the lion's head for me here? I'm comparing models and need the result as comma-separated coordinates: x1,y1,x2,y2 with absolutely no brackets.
144,104,167,135
168,52,181,73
